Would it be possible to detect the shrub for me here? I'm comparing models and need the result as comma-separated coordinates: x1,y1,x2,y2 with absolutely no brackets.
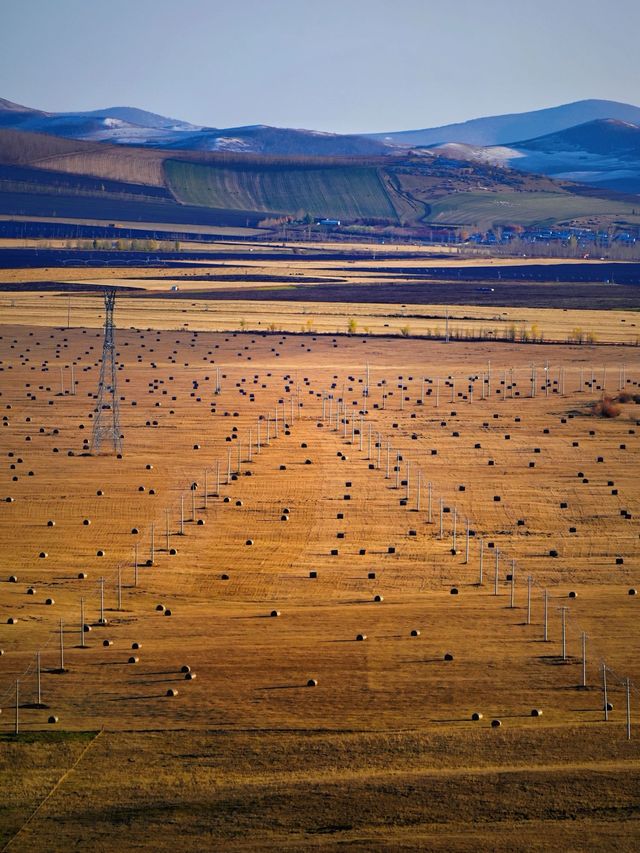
592,396,621,418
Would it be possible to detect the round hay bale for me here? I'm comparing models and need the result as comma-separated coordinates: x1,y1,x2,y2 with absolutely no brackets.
491,719,502,728
27,587,35,595
629,588,637,596
185,672,197,680
221,573,230,580
281,515,289,521
373,594,384,602
83,624,92,633
568,591,577,599
356,633,367,641
8,575,18,583
96,549,105,557
39,552,48,559
223,496,230,503
128,656,139,664
450,587,459,595
96,490,104,496
45,598,55,605
181,665,191,673
245,539,254,546
606,702,614,711
6,497,14,503
279,464,287,470
164,609,172,616
410,629,420,637
7,617,17,624
83,519,91,526
131,528,139,535
471,712,483,721
197,519,205,526
132,642,142,650
47,520,55,527
98,617,108,625
307,678,318,687
270,609,281,617
444,652,454,661
166,688,178,697
145,559,153,567
48,715,59,724
103,639,113,647
156,603,166,612
77,572,87,579
531,708,543,717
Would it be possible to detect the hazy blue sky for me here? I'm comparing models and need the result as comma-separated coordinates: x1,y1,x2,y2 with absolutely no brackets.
2,0,638,133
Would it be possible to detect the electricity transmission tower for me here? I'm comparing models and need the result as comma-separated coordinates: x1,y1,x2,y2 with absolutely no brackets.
91,288,122,454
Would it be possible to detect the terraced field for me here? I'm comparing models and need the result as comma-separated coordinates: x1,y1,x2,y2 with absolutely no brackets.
165,159,400,222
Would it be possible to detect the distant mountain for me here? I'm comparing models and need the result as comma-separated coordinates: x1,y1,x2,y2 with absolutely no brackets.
71,106,200,131
0,97,46,115
4,96,640,167
432,119,640,195
0,98,389,156
368,99,640,148
156,124,390,156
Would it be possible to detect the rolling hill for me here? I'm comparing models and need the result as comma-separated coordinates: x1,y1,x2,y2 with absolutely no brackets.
0,98,390,157
368,99,640,148
1,127,639,232
431,120,640,195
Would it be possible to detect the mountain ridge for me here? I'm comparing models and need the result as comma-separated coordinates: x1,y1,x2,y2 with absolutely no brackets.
3,96,640,161
367,99,640,147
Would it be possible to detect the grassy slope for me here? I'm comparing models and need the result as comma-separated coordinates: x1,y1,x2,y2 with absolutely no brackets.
164,159,400,222
426,190,640,229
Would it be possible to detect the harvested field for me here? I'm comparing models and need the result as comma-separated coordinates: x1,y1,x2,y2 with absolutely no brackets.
0,278,639,849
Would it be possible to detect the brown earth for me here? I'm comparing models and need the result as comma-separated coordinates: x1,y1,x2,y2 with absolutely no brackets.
0,309,639,850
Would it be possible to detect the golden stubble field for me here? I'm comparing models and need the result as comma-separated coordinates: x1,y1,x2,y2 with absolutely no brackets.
0,312,639,850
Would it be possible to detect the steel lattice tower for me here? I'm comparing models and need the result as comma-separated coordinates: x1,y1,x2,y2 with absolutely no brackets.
91,288,122,454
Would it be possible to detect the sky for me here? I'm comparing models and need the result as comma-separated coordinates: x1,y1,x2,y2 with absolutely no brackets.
1,0,639,134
